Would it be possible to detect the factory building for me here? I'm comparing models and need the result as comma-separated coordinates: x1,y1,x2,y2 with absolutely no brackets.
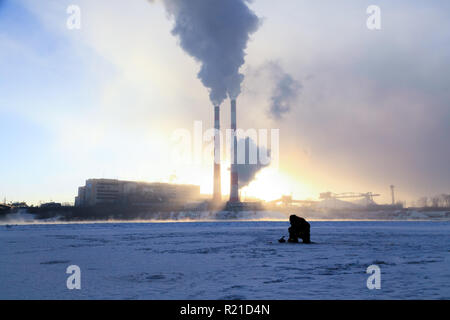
75,179,200,207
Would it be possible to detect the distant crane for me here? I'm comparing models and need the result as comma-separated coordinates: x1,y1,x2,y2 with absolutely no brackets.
268,195,317,207
319,192,381,206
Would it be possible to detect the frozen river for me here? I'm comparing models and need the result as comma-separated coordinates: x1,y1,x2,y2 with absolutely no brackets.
1,221,449,299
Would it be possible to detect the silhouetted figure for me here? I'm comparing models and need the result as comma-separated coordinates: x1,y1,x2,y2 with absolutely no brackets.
278,236,286,243
288,215,311,243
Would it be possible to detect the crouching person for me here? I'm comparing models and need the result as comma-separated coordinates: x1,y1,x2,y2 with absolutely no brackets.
288,215,311,244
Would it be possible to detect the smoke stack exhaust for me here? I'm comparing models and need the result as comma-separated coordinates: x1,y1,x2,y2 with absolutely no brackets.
213,105,221,203
230,99,240,202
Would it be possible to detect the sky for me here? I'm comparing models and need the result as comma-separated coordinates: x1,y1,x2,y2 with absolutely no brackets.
1,0,449,205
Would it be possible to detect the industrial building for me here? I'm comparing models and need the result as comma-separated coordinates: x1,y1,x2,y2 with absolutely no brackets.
75,179,200,207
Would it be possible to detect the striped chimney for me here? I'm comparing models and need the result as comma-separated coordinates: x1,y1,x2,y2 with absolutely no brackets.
230,99,240,202
213,105,221,203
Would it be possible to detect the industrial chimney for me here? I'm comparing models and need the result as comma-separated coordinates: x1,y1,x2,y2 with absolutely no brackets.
213,105,221,203
230,99,240,202
390,185,395,205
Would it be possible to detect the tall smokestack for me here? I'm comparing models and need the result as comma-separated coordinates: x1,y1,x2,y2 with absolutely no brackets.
213,105,221,203
390,185,395,205
230,99,240,202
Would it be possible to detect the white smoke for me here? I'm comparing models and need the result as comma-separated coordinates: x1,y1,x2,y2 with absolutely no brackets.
235,137,270,188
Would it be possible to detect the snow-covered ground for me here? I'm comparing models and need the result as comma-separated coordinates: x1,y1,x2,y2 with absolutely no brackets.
0,221,449,299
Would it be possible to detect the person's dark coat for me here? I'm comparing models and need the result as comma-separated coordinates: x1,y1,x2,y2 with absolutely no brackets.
288,215,311,243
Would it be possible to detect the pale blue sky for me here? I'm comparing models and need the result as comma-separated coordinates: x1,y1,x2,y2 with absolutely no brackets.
1,0,449,204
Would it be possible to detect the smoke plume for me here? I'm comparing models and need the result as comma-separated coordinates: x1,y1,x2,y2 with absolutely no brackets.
161,0,260,105
235,137,270,188
267,62,302,119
